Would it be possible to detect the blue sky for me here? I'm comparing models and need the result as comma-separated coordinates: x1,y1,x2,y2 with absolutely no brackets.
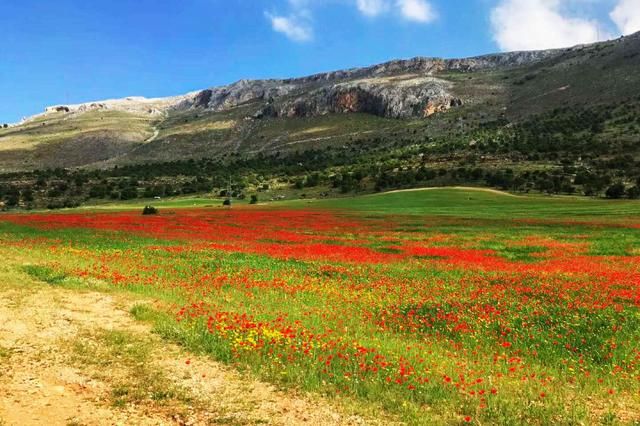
1,0,639,123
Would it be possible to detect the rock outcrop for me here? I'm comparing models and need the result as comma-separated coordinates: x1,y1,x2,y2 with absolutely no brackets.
170,50,565,119
262,77,463,119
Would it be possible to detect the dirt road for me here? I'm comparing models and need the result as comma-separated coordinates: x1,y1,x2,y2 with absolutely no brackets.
0,267,382,425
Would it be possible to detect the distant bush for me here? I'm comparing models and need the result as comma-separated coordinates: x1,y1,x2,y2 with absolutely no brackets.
142,205,158,215
605,183,626,199
626,186,640,199
250,195,258,204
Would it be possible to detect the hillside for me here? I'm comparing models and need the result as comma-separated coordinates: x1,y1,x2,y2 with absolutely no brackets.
1,32,640,208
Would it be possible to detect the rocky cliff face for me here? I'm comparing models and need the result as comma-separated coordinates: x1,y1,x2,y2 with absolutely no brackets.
256,76,460,119
170,50,565,119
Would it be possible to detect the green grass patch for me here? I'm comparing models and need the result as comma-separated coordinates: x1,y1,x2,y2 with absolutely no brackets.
299,188,640,220
22,265,68,285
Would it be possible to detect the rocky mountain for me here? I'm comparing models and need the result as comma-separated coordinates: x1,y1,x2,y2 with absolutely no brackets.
1,32,639,173
37,49,562,123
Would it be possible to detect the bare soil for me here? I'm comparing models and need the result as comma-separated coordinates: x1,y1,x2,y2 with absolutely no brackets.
0,278,385,425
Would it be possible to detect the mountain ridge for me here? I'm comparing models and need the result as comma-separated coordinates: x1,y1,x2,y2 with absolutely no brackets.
15,33,633,128
0,32,639,178
30,48,565,124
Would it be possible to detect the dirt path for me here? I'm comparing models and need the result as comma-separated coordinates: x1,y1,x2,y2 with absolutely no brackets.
145,127,160,143
0,271,385,425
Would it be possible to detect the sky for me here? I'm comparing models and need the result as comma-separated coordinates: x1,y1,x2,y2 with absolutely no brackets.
1,0,639,124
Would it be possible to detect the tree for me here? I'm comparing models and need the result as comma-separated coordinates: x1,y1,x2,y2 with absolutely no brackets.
605,182,626,199
5,194,19,207
119,187,138,200
5,186,20,207
89,185,108,198
21,188,34,203
305,173,320,187
626,186,640,199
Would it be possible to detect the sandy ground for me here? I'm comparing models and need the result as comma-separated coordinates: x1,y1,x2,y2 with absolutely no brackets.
0,279,384,425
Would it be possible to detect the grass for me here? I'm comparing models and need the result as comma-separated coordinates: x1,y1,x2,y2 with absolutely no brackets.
131,304,235,364
22,265,69,285
82,195,248,210
2,188,640,424
300,187,640,220
27,186,640,218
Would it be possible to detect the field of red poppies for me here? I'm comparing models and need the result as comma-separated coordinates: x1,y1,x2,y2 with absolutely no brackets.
2,190,640,424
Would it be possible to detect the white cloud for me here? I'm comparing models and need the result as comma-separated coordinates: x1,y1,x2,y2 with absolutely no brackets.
266,0,436,42
266,13,313,42
356,0,388,17
354,0,437,23
610,0,640,35
491,0,607,51
396,0,436,23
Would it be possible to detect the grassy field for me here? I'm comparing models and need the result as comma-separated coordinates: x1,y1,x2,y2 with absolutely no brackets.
1,188,639,424
71,187,640,218
305,188,640,219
